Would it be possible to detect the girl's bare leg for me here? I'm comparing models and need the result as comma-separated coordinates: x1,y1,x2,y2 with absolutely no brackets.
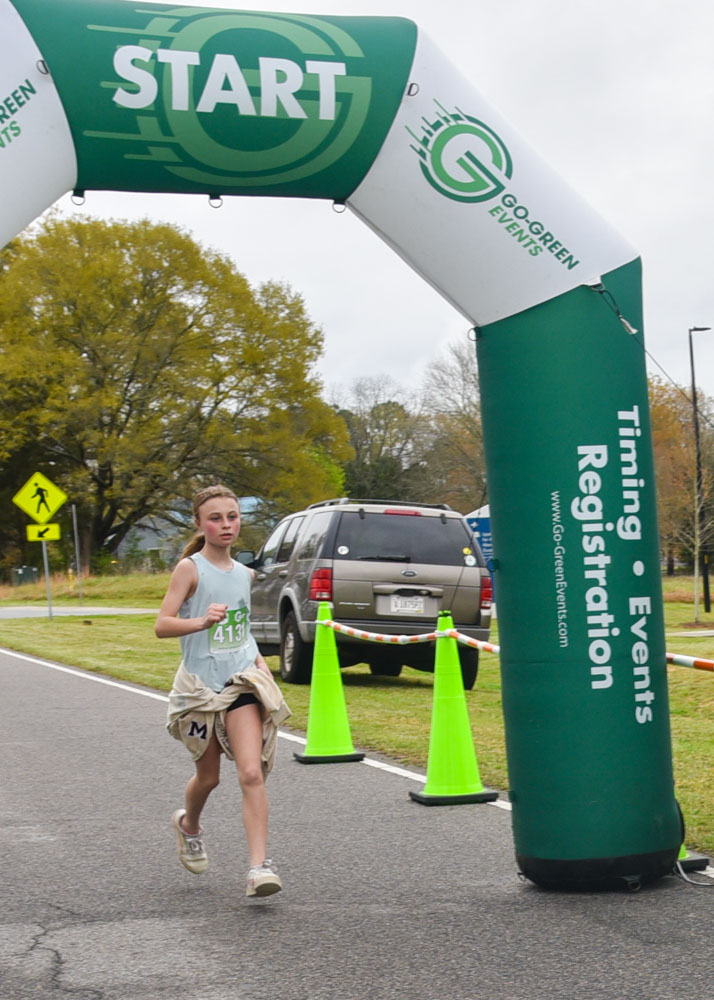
183,733,221,833
225,703,268,866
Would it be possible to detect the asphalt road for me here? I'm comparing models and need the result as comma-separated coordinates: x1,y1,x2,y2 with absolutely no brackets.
2,646,713,1000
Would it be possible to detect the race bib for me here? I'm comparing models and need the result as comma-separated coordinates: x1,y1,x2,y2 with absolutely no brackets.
209,606,249,654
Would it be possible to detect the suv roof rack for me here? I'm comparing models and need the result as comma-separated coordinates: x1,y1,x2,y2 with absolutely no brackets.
306,498,453,511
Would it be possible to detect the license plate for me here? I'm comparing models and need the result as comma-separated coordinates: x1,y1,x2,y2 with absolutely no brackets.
390,594,424,614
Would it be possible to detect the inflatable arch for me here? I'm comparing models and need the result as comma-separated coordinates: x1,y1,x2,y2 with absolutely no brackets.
1,0,682,889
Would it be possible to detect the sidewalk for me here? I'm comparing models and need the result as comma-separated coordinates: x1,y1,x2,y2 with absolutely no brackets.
0,605,156,618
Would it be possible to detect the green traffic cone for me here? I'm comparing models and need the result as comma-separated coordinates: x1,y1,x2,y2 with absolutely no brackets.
294,602,365,764
410,611,497,804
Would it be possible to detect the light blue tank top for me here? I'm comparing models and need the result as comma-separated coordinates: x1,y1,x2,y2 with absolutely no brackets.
179,551,260,692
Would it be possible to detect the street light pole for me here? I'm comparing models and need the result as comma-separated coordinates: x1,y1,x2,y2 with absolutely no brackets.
688,325,711,618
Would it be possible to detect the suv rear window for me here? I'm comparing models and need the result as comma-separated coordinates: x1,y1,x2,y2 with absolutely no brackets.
332,512,478,566
295,510,333,560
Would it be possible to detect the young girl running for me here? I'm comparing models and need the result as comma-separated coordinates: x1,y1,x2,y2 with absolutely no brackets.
156,484,290,897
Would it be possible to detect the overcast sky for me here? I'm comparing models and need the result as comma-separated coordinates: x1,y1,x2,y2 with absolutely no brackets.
55,0,714,406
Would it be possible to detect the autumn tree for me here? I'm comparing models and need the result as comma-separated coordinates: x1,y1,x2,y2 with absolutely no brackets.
648,375,714,575
336,376,427,500
333,341,487,514
419,339,486,513
0,216,351,573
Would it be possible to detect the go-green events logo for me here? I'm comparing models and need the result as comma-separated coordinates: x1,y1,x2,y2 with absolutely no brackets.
407,100,581,269
408,101,512,203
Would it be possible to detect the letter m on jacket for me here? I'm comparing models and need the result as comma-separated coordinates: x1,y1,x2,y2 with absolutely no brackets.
188,720,208,740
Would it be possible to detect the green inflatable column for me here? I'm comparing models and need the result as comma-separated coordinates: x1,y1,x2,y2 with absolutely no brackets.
476,259,681,889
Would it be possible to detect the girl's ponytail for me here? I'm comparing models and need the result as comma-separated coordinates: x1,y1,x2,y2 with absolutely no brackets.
181,532,205,559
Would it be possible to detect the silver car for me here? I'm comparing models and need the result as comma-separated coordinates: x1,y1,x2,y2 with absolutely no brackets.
245,499,493,689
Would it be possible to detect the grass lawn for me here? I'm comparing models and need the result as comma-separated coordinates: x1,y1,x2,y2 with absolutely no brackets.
1,571,712,854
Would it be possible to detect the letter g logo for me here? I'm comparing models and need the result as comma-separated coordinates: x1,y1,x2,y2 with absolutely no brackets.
410,104,512,204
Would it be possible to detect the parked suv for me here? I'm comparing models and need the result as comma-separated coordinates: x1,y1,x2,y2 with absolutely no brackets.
243,499,492,689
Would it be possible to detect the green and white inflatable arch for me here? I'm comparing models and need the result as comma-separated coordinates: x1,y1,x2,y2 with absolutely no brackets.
2,0,682,889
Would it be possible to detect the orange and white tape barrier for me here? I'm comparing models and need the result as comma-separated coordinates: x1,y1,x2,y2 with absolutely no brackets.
666,652,714,673
318,619,500,654
319,619,712,671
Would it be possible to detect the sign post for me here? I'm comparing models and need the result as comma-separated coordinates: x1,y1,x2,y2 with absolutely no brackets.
40,539,53,620
12,471,68,620
71,503,84,604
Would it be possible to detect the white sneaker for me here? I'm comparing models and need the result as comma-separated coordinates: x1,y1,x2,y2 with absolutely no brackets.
171,809,208,874
246,859,282,897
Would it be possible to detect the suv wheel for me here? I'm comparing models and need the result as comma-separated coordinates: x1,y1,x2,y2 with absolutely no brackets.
459,647,479,690
280,611,313,684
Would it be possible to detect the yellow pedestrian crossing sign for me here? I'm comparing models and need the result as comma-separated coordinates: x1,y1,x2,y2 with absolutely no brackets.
13,471,68,524
26,523,61,542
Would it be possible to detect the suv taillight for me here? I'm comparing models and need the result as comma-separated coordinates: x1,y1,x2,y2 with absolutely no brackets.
309,567,333,601
480,573,493,611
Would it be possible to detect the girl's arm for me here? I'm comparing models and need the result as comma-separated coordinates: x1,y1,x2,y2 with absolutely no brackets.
254,650,273,677
154,559,227,638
